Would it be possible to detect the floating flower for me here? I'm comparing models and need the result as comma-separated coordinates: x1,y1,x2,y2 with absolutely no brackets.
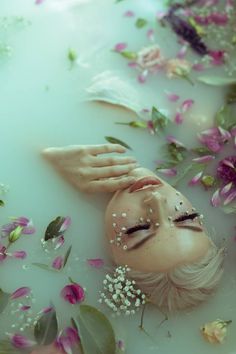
1,217,35,238
87,258,104,269
217,156,236,186
136,44,164,71
181,99,194,113
61,283,85,305
165,58,191,79
201,319,232,344
211,188,221,207
8,333,36,348
198,127,230,153
208,50,226,66
10,286,31,300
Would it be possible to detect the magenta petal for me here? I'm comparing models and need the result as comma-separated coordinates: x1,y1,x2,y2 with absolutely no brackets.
9,333,36,348
54,235,65,250
20,305,31,311
10,287,31,300
192,155,215,163
138,71,148,84
128,61,138,68
165,91,180,102
211,189,221,207
123,10,135,17
220,182,233,196
22,226,36,234
61,284,85,304
52,256,64,270
188,171,203,186
156,168,177,177
181,99,194,113
11,217,30,227
65,327,80,344
205,139,222,153
223,190,236,205
40,306,53,314
87,258,104,269
114,42,127,52
166,135,185,147
218,126,231,141
35,0,45,4
12,251,27,259
59,217,71,233
174,111,184,124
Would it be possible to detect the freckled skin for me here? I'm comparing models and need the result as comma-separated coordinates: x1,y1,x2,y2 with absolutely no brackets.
105,168,211,272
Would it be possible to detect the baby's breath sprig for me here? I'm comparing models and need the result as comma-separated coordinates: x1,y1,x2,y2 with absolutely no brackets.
99,265,146,316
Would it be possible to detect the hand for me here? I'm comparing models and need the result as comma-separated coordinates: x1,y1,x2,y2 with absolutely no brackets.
42,144,138,193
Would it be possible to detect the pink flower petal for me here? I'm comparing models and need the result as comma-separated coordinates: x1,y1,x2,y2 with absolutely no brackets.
138,70,148,84
87,258,104,268
223,190,236,205
181,99,194,113
208,50,225,66
52,256,64,270
59,217,71,233
0,244,7,261
210,12,228,25
20,305,31,311
35,0,45,4
9,333,36,348
123,10,135,17
211,189,221,207
156,10,167,20
61,284,85,304
128,61,138,68
188,171,203,186
231,127,236,137
165,91,180,102
174,111,184,124
176,45,188,59
114,43,127,52
40,306,53,314
10,287,31,300
166,135,185,147
156,168,177,177
218,126,231,141
54,235,65,250
222,159,235,169
10,217,30,227
22,226,36,234
220,182,233,196
205,139,222,153
147,120,155,134
192,63,205,71
192,155,215,163
12,250,27,259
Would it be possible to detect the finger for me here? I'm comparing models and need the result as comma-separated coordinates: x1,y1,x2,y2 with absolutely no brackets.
88,176,136,193
90,163,139,178
90,155,137,167
86,144,126,155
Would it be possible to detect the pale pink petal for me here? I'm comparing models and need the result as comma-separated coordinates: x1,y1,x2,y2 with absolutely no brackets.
147,120,155,134
12,251,27,259
209,50,225,66
165,91,180,102
59,216,71,233
166,135,186,147
40,306,53,314
35,0,45,4
192,63,205,71
181,99,194,113
10,217,30,227
9,333,36,348
52,256,64,270
174,111,184,124
54,235,65,250
147,29,155,41
218,126,231,141
205,139,222,153
188,171,203,186
22,226,36,234
128,61,138,68
138,70,148,84
211,189,221,207
192,155,215,163
123,10,135,17
210,12,228,25
156,168,177,177
114,43,127,52
87,258,104,268
20,305,31,311
222,159,235,169
176,45,188,59
223,190,236,205
156,10,167,20
11,287,31,300
220,182,233,196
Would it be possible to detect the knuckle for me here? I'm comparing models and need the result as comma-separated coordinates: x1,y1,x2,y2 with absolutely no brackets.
78,168,88,178
107,157,116,165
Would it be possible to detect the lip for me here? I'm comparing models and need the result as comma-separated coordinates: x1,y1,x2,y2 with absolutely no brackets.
129,176,162,193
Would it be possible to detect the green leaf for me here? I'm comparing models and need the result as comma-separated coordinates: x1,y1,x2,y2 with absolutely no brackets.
0,289,10,314
172,163,205,187
191,146,212,155
120,51,137,60
167,143,187,164
76,305,116,354
32,263,59,273
34,307,58,345
63,245,72,268
214,104,235,130
0,200,4,206
151,107,169,130
198,76,236,86
221,200,236,214
105,136,132,150
115,121,147,128
68,48,77,63
44,216,66,241
135,18,148,28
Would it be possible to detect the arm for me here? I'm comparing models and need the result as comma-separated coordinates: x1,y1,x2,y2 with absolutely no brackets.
42,144,138,193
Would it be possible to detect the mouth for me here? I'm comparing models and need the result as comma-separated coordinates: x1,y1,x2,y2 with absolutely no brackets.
129,176,162,193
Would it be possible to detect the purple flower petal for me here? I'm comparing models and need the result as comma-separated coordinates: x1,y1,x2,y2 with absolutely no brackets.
12,251,27,259
218,126,231,141
59,216,71,233
87,258,104,269
181,99,194,113
157,168,177,177
22,226,36,235
61,284,85,304
174,111,184,124
20,305,31,311
52,256,64,270
10,287,31,300
40,306,53,314
223,190,236,205
165,91,180,102
123,10,135,17
221,182,233,196
114,43,127,52
209,50,225,66
211,189,221,207
9,333,36,348
10,217,30,227
210,12,228,26
166,135,185,147
176,45,188,59
192,155,215,163
188,171,203,186
54,235,65,250
128,61,138,68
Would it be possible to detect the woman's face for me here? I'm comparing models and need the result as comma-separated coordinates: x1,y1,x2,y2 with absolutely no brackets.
105,168,211,272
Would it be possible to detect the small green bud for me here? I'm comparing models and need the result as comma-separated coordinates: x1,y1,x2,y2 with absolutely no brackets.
9,226,23,243
68,49,77,63
201,175,215,188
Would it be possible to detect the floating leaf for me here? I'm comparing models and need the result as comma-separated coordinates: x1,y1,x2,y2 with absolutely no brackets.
63,245,72,268
120,51,137,59
32,263,59,273
105,136,132,150
167,143,187,164
68,48,77,63
0,289,10,314
135,18,148,28
76,305,116,354
115,121,147,128
44,216,68,241
34,307,58,345
0,200,4,207
198,76,236,86
151,107,169,130
215,104,235,130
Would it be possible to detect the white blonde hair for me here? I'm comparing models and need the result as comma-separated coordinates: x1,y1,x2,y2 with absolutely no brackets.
122,243,225,312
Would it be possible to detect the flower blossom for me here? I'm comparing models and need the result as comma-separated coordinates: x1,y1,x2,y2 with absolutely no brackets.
216,156,236,205
201,319,232,344
136,44,164,72
61,283,85,304
198,127,231,153
56,327,80,354
1,216,35,239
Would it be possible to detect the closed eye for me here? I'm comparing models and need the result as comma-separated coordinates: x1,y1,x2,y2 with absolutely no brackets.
126,223,151,235
174,212,199,222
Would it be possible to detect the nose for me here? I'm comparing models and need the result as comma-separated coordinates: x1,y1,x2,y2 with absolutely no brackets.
144,191,167,223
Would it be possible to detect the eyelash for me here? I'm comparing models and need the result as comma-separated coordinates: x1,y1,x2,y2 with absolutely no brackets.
174,212,199,222
125,223,151,235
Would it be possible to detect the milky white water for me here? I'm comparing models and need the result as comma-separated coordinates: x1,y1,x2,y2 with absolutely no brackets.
0,0,235,353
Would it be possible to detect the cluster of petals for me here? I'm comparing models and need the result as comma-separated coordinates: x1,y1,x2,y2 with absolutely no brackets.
8,333,36,349
56,327,80,354
201,319,232,344
1,216,36,238
198,126,231,153
61,283,85,304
